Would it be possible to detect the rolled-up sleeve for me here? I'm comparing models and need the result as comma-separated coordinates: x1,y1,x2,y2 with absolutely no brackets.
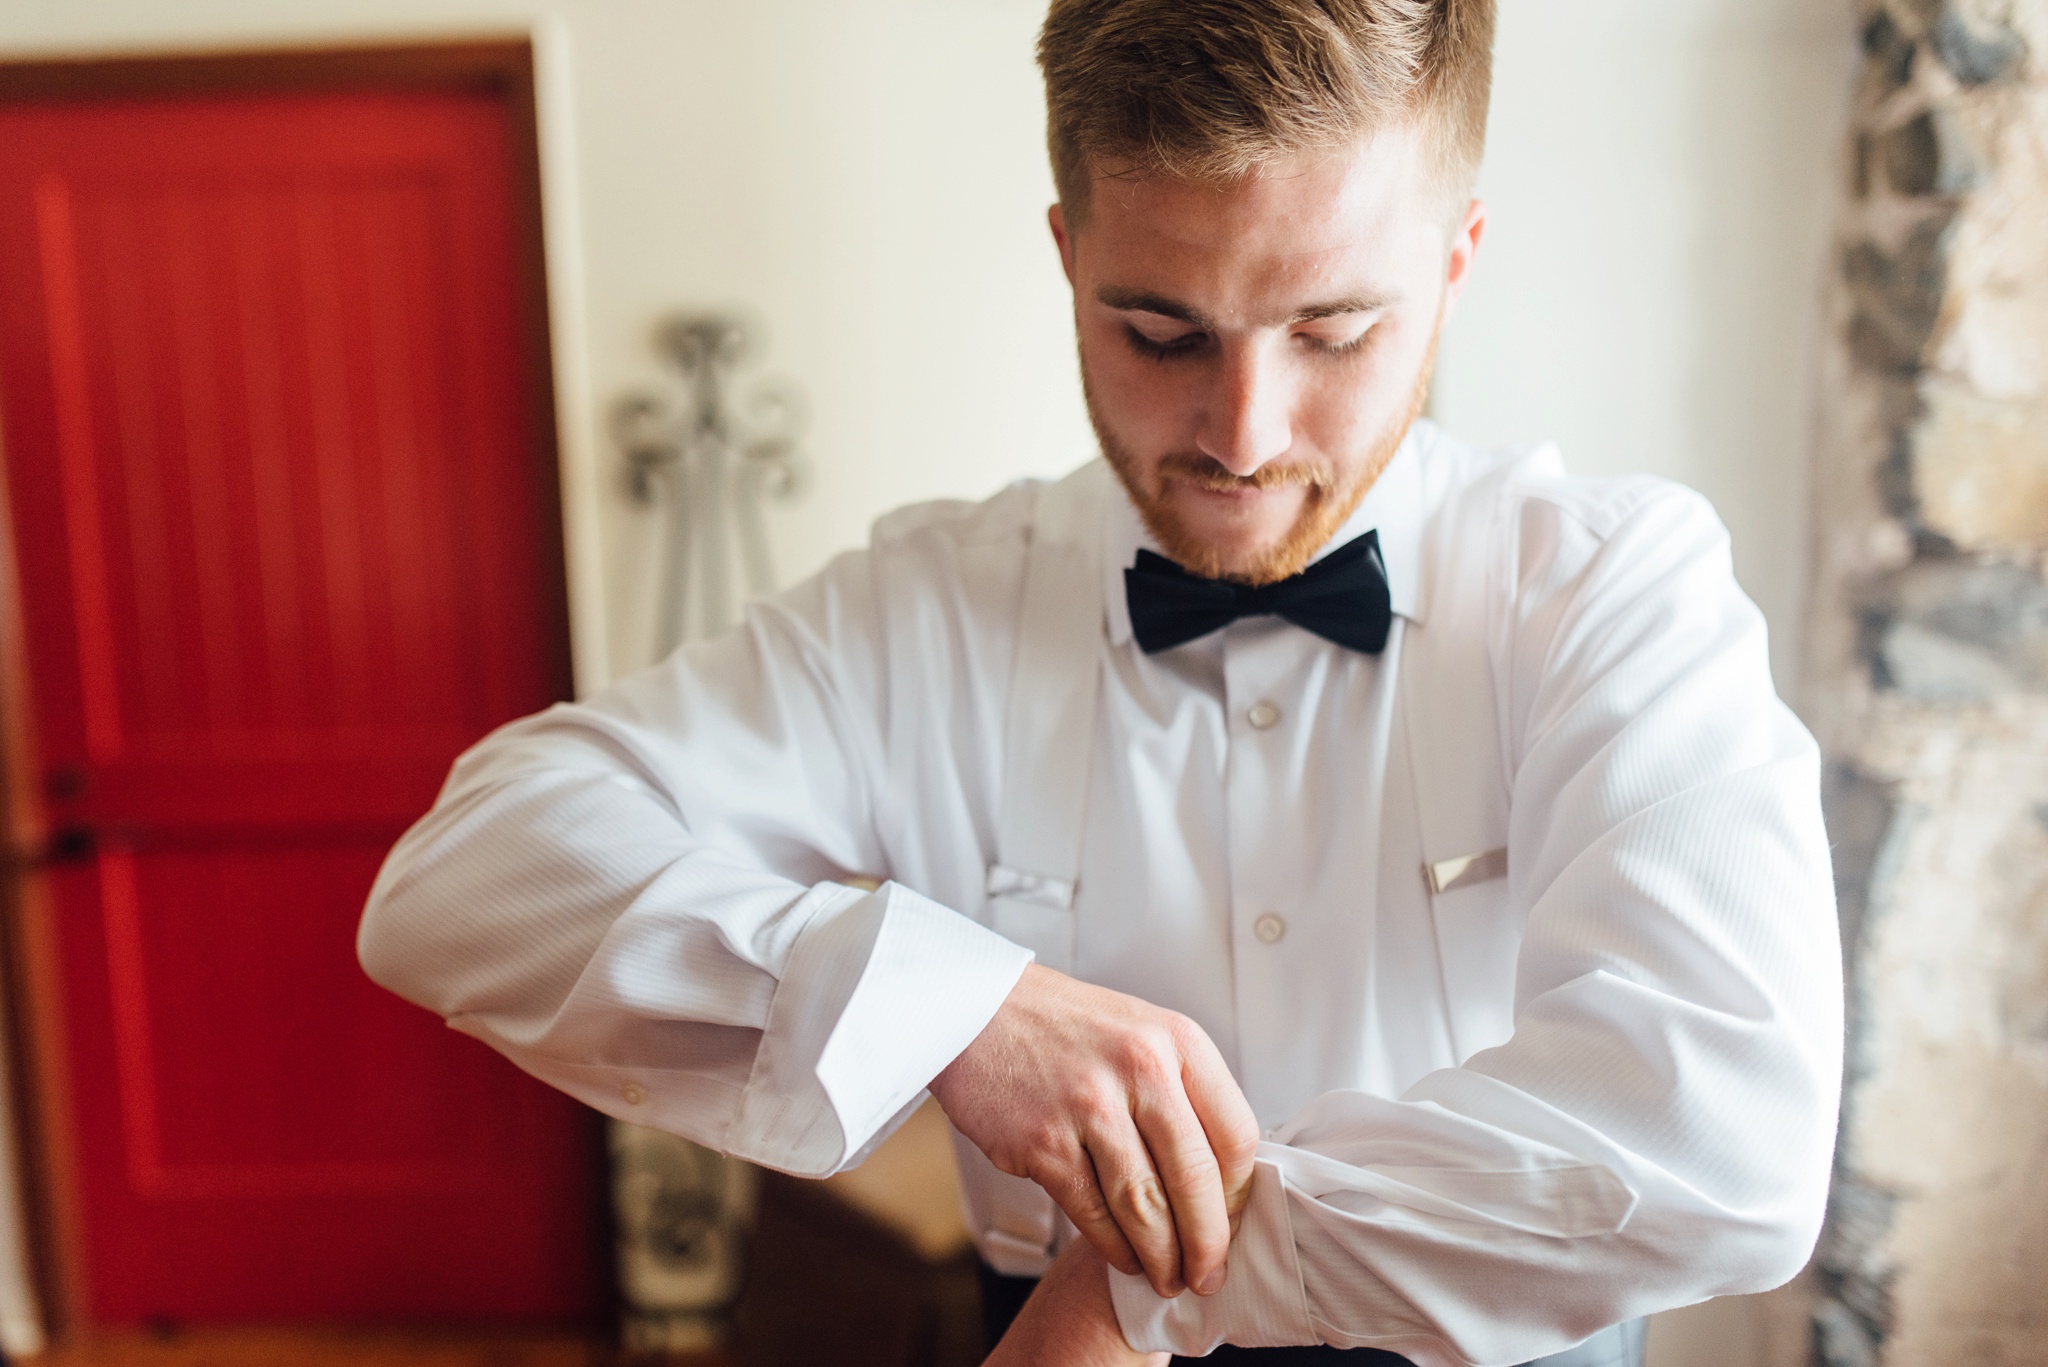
1113,484,1843,1365
357,546,1033,1177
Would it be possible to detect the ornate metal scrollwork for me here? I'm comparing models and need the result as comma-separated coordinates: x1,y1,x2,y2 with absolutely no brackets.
614,312,809,657
607,311,810,1350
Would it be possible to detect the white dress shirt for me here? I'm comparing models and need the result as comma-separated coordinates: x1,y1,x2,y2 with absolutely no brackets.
359,421,1842,1366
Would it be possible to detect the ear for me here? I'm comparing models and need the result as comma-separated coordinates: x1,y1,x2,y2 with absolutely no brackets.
1441,198,1487,313
1049,203,1078,287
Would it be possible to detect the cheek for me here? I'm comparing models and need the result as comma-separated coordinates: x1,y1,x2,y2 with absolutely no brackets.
1079,323,1198,436
1300,327,1432,455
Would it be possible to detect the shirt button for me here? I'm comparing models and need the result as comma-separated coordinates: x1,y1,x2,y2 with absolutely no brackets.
1253,913,1287,944
1246,700,1282,730
622,1083,646,1106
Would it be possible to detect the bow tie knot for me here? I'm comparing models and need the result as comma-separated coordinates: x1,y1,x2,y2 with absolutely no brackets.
1123,531,1393,655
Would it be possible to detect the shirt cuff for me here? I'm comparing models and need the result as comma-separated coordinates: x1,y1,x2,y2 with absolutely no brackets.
726,880,1032,1176
1110,1155,1315,1354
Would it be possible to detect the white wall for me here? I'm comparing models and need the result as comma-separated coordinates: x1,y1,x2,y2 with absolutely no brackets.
548,0,1097,678
1436,0,1855,691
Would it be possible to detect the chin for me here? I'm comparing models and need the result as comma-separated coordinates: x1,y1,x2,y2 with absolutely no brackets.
1191,531,1280,576
1180,509,1298,564
1168,489,1302,542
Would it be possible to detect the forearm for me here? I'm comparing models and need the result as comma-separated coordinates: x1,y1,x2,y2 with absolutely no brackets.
1114,1084,1827,1366
1113,948,1839,1365
359,702,1031,1176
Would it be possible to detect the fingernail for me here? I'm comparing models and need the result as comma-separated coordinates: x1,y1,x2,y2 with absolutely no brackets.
1197,1270,1224,1296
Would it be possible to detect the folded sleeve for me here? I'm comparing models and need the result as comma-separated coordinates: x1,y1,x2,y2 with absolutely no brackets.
1113,484,1843,1365
357,551,1032,1177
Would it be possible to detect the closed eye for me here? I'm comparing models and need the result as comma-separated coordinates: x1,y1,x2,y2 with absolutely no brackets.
1295,318,1377,356
1124,323,1209,361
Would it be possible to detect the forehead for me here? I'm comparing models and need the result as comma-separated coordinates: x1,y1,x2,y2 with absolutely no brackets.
1077,124,1444,303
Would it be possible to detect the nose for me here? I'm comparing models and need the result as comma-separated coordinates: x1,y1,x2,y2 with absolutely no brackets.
1195,338,1293,476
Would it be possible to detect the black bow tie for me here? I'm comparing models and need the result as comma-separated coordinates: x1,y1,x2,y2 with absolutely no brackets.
1124,531,1393,655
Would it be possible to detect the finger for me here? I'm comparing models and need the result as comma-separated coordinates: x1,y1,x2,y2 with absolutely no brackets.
1131,1077,1231,1297
1179,1026,1262,1222
1085,1116,1185,1298
1035,1150,1145,1281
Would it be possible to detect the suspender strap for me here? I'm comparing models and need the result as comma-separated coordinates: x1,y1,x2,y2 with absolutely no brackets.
987,464,1106,973
1400,453,1536,1062
978,463,1106,1273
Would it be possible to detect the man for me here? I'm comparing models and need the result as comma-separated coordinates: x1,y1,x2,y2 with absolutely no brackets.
359,1,1843,1362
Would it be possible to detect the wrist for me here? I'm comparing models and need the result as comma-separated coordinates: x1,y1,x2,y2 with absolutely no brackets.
986,1242,1162,1367
930,962,1052,1108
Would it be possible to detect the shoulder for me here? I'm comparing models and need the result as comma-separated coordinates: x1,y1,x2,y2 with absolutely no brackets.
862,458,1114,563
1419,422,1716,543
866,477,1042,559
765,462,1103,663
1413,428,1778,768
1413,422,1729,612
859,459,1110,590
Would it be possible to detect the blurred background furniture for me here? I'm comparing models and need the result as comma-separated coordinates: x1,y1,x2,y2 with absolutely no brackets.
733,1103,981,1367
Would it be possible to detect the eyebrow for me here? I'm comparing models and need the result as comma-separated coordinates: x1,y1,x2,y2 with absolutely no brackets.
1094,286,1396,329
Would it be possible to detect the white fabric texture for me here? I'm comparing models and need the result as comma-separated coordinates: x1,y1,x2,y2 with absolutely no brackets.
358,422,1842,1366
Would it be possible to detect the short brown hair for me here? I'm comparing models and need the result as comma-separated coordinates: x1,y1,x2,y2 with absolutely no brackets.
1037,0,1495,223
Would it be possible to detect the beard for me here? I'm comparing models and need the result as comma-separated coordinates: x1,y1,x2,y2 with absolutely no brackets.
1085,323,1440,587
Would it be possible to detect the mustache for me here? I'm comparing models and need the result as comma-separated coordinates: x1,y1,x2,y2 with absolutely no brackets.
1155,453,1334,493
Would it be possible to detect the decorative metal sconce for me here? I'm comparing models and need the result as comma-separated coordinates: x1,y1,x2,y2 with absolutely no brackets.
607,311,811,1351
614,312,809,657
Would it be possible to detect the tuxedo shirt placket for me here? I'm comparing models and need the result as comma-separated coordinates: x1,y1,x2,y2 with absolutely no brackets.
1090,439,1440,1130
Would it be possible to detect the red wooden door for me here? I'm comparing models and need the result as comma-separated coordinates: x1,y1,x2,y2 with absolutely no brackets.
0,83,602,1325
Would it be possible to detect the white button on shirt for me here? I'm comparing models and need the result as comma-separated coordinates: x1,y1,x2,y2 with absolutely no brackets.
360,422,1842,1366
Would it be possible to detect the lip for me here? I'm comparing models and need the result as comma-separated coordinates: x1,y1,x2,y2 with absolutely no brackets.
1189,484,1263,502
1167,474,1265,498
1167,478,1294,508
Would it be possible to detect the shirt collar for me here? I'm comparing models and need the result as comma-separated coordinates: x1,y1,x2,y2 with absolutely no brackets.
1103,421,1429,649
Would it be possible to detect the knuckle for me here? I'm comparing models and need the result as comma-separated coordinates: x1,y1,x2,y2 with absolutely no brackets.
1027,1146,1085,1190
1074,1085,1128,1134
1061,1179,1113,1227
1120,1029,1175,1082
988,1148,1029,1179
1106,1032,1148,1076
1161,1144,1222,1185
1021,1114,1071,1157
1108,1168,1174,1225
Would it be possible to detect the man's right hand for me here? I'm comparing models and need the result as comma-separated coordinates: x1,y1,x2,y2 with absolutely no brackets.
929,963,1261,1300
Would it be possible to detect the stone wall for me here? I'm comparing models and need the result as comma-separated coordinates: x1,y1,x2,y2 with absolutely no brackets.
1803,3,2048,1365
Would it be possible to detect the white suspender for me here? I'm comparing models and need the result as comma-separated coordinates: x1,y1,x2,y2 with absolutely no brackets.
1399,455,1531,1062
974,462,1107,1273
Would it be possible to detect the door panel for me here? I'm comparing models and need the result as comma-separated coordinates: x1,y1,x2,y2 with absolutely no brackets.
0,84,598,1324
